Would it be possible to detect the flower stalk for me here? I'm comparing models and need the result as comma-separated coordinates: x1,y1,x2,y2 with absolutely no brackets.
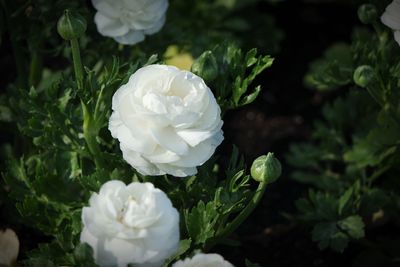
220,181,268,237
70,38,84,90
57,10,103,167
82,101,104,167
205,181,268,251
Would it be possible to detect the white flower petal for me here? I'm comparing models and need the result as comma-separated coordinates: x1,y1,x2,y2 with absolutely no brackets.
171,137,222,167
144,15,166,35
94,13,129,37
121,145,164,176
117,125,156,154
150,127,189,155
395,30,400,45
114,30,146,45
145,147,180,163
172,253,234,267
177,121,223,147
381,0,400,30
156,163,197,177
92,0,120,18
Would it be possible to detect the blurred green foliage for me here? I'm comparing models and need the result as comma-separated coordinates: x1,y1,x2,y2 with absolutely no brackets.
288,1,400,258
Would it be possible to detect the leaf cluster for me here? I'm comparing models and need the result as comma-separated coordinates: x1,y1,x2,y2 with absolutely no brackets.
287,5,400,254
192,43,274,112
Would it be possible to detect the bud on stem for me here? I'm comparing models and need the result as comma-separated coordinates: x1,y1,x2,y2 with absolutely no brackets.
57,10,86,90
250,153,282,184
353,65,376,88
57,9,87,41
357,4,377,25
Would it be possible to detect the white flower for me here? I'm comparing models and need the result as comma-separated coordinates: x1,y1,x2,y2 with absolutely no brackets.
172,253,234,267
92,0,168,45
0,229,19,266
80,180,180,267
381,0,400,45
109,64,224,177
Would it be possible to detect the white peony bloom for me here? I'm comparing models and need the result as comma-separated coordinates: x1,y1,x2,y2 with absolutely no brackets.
172,253,234,267
80,180,180,267
109,64,224,177
91,0,169,45
381,0,400,45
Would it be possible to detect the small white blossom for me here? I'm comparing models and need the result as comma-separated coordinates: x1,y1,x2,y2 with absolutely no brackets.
381,0,400,45
109,64,224,177
80,180,180,267
91,0,168,45
172,253,234,267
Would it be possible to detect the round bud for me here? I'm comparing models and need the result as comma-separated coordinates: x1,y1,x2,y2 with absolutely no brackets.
191,51,218,82
57,9,87,40
353,65,375,88
357,4,377,24
250,153,282,184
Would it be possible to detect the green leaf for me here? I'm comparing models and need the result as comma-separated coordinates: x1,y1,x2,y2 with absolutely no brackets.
312,222,348,252
185,201,219,245
337,215,365,240
73,243,97,266
338,187,353,215
162,239,192,266
305,43,353,91
245,259,262,267
239,85,261,106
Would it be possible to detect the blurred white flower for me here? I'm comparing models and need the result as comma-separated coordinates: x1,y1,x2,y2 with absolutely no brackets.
0,229,19,267
91,0,168,45
381,0,400,45
80,180,180,267
172,253,234,267
109,64,224,177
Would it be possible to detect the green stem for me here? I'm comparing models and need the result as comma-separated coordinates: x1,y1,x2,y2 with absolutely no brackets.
94,85,105,120
82,101,104,168
368,164,392,185
29,48,43,87
70,38,84,90
68,37,103,167
205,181,268,250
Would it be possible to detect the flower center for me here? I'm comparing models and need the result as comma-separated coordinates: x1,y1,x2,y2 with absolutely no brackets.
117,196,138,225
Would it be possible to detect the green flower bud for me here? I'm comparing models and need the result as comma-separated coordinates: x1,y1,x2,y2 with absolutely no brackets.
191,51,218,82
353,65,376,88
357,4,377,24
250,153,282,184
57,9,87,40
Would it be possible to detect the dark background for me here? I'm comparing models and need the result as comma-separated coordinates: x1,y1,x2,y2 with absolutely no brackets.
220,1,364,266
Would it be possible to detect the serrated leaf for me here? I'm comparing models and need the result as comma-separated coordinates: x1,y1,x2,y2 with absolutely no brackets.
312,222,349,252
239,85,261,106
185,201,219,245
338,215,365,240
